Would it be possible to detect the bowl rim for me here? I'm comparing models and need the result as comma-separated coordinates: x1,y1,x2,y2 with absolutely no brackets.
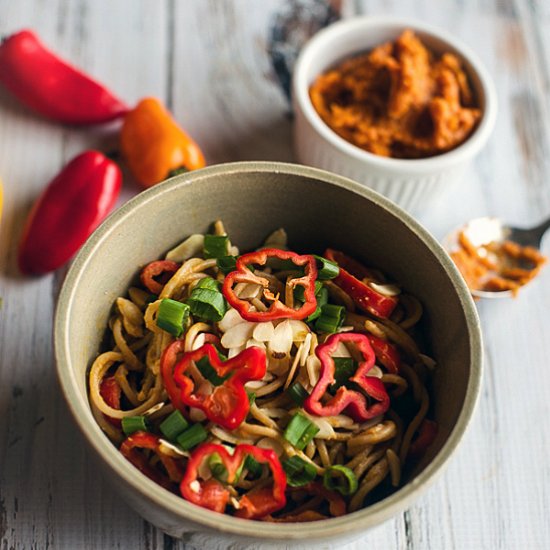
54,161,483,540
292,15,498,173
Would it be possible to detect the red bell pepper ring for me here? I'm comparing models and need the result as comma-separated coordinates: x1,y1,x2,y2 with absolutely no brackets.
140,260,180,295
18,150,122,275
408,419,438,459
160,339,188,412
180,443,287,519
304,332,390,421
222,248,318,322
162,343,266,430
99,376,122,428
366,334,401,374
120,431,184,490
0,29,128,124
324,249,398,319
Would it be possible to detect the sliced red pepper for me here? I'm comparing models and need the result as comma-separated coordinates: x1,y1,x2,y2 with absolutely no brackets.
162,343,266,430
99,376,122,428
408,419,438,459
120,431,184,490
140,260,180,295
222,248,318,322
180,443,287,519
366,334,401,374
160,339,188,413
298,482,346,517
304,332,390,421
324,249,398,319
18,150,122,275
0,29,128,124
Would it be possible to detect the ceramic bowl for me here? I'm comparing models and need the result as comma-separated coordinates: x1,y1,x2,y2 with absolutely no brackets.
54,161,482,547
292,16,497,214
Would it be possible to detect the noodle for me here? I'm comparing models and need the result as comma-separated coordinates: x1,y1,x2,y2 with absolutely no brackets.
88,223,436,522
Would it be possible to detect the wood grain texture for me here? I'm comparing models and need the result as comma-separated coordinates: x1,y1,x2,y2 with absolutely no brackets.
0,0,549,548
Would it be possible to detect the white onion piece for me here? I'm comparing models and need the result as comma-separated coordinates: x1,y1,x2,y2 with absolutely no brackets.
369,282,401,296
211,426,255,445
165,234,204,262
306,355,321,386
299,333,312,366
288,320,310,342
263,228,287,249
228,345,245,359
221,322,255,349
158,440,190,458
300,411,335,439
333,342,352,357
368,366,384,379
229,245,239,256
143,402,166,416
253,321,275,342
236,283,262,300
246,338,266,350
218,308,244,332
256,437,284,457
191,333,206,350
269,320,293,356
189,480,202,493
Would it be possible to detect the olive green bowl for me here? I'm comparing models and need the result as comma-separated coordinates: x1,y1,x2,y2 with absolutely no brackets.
54,161,482,546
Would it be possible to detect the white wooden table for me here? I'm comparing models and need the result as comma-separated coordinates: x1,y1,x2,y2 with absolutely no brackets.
1,1,549,548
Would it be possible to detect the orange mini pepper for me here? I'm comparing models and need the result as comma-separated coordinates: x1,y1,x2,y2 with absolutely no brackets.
120,97,205,188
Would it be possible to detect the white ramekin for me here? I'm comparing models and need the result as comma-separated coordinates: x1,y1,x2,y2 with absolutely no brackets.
292,16,497,214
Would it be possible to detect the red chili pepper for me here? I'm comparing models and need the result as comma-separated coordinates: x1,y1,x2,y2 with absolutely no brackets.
18,150,122,275
408,419,438,459
324,249,398,319
140,260,181,295
120,431,184,490
366,334,401,373
0,29,128,124
222,248,318,322
163,343,266,430
99,376,122,428
304,332,390,421
180,443,287,519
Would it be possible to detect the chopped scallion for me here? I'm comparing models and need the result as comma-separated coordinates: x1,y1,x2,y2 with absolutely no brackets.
247,390,256,406
195,277,221,291
204,234,229,259
217,255,237,274
176,423,208,451
159,410,189,441
208,452,228,481
306,286,329,322
121,416,149,436
330,357,357,392
196,356,229,386
314,303,345,333
287,382,309,406
284,412,319,450
313,255,340,280
243,455,263,479
187,280,227,322
282,455,317,487
294,280,323,302
156,298,190,337
323,465,358,496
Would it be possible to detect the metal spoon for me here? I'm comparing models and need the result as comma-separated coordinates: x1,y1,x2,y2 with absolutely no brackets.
443,215,550,299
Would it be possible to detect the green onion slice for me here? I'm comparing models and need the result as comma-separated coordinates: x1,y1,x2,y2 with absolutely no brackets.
306,286,329,322
156,298,190,337
331,357,357,392
203,234,229,259
187,287,227,322
217,255,237,274
159,410,189,441
121,416,149,436
208,452,229,481
294,280,323,303
196,356,229,386
284,412,320,450
323,465,358,496
314,303,346,333
313,255,340,280
247,390,256,406
282,455,317,487
243,455,263,479
176,423,208,451
287,382,309,406
195,277,221,291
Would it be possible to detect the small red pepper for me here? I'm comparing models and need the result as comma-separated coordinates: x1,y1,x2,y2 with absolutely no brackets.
120,431,184,490
180,443,287,519
222,248,318,322
163,343,266,430
324,249,398,319
408,419,438,459
18,150,122,275
99,376,122,428
140,260,181,295
304,332,390,421
0,29,128,124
